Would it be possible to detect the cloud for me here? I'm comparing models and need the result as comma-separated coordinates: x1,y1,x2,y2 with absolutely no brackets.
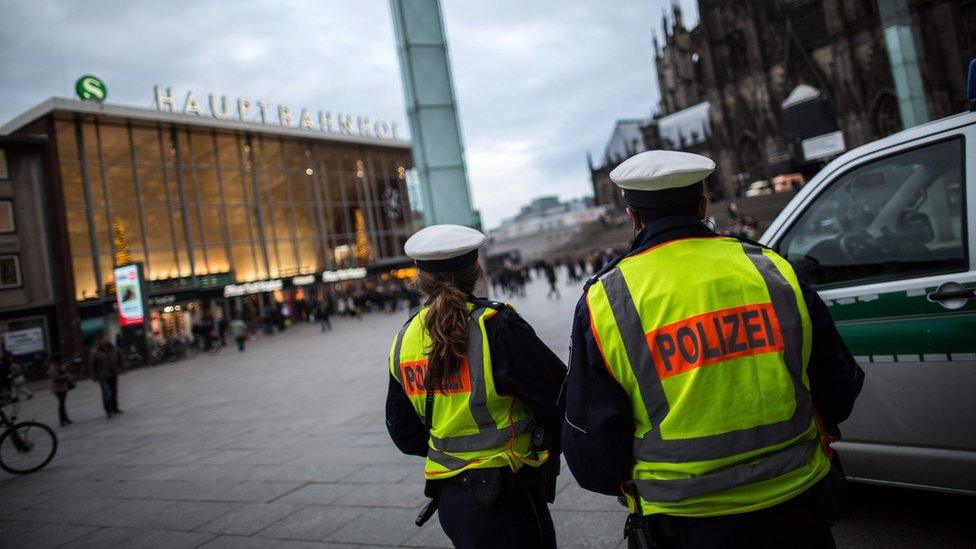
0,0,698,228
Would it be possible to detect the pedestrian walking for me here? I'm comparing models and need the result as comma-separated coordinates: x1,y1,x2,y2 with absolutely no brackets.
387,224,566,549
316,296,333,332
88,334,126,418
0,345,10,397
562,151,865,548
347,295,361,321
47,356,74,427
229,316,248,352
544,260,560,299
217,316,228,347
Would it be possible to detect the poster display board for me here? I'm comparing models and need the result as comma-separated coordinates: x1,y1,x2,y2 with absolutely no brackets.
114,263,147,327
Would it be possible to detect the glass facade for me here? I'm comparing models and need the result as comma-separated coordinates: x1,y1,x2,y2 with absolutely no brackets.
54,113,414,300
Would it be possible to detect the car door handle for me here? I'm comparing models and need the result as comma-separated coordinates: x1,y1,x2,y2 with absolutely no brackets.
927,282,974,309
929,288,975,300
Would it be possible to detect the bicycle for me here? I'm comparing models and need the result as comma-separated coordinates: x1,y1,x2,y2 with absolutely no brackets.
196,333,222,356
124,345,145,369
0,394,58,475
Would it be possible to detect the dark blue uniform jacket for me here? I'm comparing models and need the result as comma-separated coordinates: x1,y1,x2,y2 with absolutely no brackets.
562,216,865,496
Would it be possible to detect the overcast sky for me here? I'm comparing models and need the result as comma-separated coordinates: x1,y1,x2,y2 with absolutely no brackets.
0,0,698,228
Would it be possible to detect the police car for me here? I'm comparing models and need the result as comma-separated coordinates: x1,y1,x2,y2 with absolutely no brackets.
759,61,976,495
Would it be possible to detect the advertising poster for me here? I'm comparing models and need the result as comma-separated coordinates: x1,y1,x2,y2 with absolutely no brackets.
3,327,45,355
114,263,146,327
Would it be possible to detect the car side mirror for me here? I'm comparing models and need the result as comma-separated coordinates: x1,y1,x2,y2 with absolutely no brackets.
898,212,934,244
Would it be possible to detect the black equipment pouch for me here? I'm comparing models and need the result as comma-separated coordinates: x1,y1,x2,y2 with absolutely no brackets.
622,482,654,549
532,426,546,448
466,468,504,510
624,514,654,549
415,496,439,527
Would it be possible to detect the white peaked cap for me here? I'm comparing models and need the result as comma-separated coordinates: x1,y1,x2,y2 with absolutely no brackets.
609,150,715,207
404,224,487,272
610,150,715,190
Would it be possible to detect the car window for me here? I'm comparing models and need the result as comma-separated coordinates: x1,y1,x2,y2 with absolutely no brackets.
777,137,966,288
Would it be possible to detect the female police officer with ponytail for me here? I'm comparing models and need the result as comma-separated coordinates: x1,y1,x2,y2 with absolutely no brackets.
386,225,566,549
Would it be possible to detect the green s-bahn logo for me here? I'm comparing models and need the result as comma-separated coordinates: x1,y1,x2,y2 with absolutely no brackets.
76,75,107,102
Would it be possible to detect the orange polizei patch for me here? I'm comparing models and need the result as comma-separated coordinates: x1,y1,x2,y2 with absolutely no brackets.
644,302,783,380
399,358,472,397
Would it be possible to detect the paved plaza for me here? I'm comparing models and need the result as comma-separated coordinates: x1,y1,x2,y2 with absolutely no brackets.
0,277,971,548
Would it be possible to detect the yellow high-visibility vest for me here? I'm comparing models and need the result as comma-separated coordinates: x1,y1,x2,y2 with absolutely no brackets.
586,237,830,517
389,303,548,479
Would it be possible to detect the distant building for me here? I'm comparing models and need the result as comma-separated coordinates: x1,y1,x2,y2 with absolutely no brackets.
591,0,976,205
0,137,69,357
486,196,606,262
1,96,414,357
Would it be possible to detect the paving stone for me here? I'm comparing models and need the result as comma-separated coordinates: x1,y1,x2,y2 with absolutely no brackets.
552,482,625,512
275,540,365,549
550,510,626,548
4,496,121,523
0,495,50,515
341,463,417,484
196,503,304,536
156,480,303,503
67,527,144,547
254,463,362,483
198,450,259,465
0,520,41,541
333,482,424,509
255,506,363,541
5,523,98,549
24,464,102,481
199,534,286,549
324,507,418,546
0,478,62,498
120,528,219,548
275,483,356,506
75,499,238,530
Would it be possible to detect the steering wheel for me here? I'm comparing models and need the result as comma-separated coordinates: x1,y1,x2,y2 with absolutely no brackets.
838,230,881,263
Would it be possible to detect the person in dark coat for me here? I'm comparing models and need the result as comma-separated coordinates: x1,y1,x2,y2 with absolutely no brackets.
47,356,73,427
88,334,126,418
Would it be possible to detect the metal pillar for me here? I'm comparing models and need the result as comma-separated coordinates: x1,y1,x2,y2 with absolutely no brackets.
389,0,480,228
878,0,930,128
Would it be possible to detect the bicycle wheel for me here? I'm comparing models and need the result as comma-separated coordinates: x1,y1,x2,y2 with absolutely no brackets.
208,342,222,355
0,421,58,475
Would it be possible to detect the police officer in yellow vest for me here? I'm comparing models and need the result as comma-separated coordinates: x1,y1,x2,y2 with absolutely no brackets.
386,225,566,549
562,151,864,548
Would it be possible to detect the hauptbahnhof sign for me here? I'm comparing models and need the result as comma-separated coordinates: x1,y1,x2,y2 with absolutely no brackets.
153,85,402,141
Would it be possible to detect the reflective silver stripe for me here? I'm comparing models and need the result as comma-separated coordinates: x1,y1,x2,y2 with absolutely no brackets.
602,269,669,434
601,244,812,464
427,448,475,470
391,319,412,385
634,439,816,503
740,244,808,397
465,307,497,433
431,418,534,452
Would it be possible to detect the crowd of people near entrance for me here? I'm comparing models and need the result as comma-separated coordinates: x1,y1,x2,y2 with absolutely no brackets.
208,283,425,353
0,278,426,430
